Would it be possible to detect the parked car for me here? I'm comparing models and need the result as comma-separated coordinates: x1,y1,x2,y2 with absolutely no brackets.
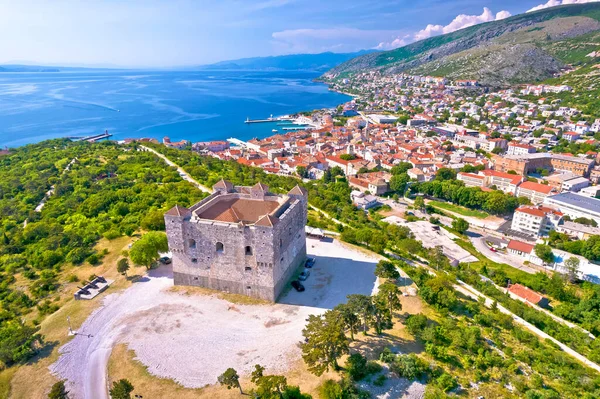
159,256,172,264
298,270,310,281
489,247,497,253
291,280,305,292
305,257,316,268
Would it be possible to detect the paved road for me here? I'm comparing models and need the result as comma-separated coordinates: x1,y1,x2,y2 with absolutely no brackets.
470,234,539,274
140,145,211,193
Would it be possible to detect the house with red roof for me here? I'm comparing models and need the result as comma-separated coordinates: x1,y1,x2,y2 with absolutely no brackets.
508,283,549,307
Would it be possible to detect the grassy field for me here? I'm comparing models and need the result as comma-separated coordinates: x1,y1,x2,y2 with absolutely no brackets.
428,200,489,219
1,236,141,399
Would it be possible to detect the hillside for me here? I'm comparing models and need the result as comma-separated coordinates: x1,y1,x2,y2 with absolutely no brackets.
201,50,377,72
326,3,600,86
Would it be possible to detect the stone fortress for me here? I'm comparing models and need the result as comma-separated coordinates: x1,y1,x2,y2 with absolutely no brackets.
164,180,308,301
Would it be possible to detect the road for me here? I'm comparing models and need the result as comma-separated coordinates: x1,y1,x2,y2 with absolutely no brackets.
469,234,539,274
139,145,211,193
454,279,600,373
395,252,600,373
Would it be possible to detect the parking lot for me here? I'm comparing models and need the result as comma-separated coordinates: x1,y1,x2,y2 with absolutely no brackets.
383,216,478,264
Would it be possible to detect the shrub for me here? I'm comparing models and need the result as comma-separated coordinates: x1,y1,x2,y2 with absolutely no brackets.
373,374,386,387
391,354,428,380
346,353,368,381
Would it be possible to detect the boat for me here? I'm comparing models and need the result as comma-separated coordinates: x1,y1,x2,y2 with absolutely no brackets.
272,129,278,133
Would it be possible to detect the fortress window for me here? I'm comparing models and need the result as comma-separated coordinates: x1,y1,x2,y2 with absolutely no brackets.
245,246,253,255
245,266,252,271
246,286,252,290
216,242,224,253
280,239,283,248
188,239,196,249
191,258,198,263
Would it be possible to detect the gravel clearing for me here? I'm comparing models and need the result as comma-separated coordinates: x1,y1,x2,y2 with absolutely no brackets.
50,238,380,399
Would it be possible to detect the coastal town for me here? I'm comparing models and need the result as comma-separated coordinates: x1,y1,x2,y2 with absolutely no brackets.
138,70,600,285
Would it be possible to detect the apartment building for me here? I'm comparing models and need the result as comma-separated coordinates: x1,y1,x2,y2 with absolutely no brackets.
479,170,523,194
457,172,485,188
507,142,536,156
516,181,555,204
511,206,563,237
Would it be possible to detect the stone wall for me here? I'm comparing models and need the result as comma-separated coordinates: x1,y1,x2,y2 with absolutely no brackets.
165,188,307,302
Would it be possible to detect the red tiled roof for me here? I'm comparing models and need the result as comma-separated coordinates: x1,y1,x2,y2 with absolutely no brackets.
508,283,545,304
507,239,534,254
518,181,554,194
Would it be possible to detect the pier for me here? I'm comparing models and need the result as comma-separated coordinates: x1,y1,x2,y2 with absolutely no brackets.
69,130,113,143
245,115,294,124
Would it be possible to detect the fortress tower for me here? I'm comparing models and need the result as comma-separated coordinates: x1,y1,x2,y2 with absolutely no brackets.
164,180,308,301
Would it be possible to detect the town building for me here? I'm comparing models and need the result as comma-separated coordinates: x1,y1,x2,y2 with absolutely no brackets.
457,172,485,188
479,170,523,194
348,171,391,195
508,283,549,307
507,142,536,156
516,181,555,204
164,180,308,301
544,192,600,225
510,206,563,237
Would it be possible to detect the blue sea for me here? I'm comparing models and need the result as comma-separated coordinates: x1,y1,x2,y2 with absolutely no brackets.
0,70,350,147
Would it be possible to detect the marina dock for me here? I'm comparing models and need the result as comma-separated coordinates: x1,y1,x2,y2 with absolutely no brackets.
69,131,113,143
245,115,294,124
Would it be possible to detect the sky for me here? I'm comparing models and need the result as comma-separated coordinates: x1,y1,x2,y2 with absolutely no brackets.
0,0,598,68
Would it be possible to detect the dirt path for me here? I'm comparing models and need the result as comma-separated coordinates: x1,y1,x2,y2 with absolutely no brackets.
139,145,211,193
50,239,379,399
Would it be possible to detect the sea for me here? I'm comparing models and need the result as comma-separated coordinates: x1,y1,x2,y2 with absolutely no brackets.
0,70,351,147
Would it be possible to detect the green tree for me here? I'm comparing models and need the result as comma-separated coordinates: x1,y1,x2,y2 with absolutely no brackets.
129,232,168,269
534,244,554,266
0,320,42,365
405,314,428,337
48,381,69,399
370,295,392,334
414,196,425,212
389,174,409,193
451,218,469,234
334,303,359,341
141,210,166,231
109,379,134,399
377,282,402,317
345,353,368,381
250,364,288,398
564,257,580,283
218,367,243,394
374,260,400,280
346,294,374,334
301,310,349,375
391,354,428,380
117,258,130,277
296,166,308,178
435,168,456,181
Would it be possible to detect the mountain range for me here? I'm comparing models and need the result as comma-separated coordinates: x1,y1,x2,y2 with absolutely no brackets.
200,50,378,72
325,3,600,86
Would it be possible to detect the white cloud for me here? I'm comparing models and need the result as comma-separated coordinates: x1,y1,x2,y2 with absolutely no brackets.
378,7,511,49
527,0,600,12
272,27,403,53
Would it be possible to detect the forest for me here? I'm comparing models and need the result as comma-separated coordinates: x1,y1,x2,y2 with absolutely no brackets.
0,140,204,366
